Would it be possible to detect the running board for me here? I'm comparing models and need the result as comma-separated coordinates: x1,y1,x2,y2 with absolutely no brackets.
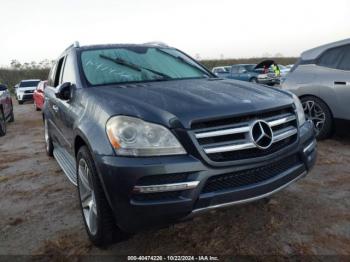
53,145,77,186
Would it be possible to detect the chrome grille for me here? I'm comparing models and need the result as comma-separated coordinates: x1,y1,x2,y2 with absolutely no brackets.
192,107,298,162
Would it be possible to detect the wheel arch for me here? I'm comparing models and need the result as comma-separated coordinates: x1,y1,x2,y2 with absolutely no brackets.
73,130,117,219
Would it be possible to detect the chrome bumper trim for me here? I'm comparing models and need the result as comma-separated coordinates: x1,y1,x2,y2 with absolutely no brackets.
133,181,200,194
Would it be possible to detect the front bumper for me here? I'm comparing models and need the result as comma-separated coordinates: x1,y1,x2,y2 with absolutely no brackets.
17,93,34,101
95,120,316,232
258,78,280,85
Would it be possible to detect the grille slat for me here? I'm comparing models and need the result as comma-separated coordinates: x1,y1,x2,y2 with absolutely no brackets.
202,155,301,193
192,107,298,162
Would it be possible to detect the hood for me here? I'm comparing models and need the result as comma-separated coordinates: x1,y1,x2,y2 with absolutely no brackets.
255,60,275,69
87,78,293,129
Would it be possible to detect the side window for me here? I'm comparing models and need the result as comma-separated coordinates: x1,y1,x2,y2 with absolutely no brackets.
231,66,238,74
238,66,246,73
61,53,76,84
317,46,344,69
337,45,350,71
47,63,57,86
54,57,65,87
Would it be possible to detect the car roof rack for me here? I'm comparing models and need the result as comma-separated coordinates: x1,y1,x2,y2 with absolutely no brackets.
143,41,169,47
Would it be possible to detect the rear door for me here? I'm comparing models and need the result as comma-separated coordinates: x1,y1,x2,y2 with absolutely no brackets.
317,45,350,120
54,51,77,155
333,46,350,119
45,57,68,147
237,66,249,81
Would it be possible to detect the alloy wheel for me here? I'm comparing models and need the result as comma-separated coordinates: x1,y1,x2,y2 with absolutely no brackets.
78,158,98,235
302,100,326,135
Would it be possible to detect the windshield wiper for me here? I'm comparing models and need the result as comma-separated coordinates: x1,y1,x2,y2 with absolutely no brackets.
155,48,212,78
99,54,171,80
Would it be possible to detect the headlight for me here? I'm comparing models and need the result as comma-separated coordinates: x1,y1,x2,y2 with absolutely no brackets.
106,116,186,156
292,94,305,126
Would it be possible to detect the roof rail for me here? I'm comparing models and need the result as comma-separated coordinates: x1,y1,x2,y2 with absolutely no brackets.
65,41,80,51
143,41,169,47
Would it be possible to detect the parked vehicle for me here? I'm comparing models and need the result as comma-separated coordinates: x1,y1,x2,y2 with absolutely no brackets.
0,84,14,136
44,42,316,246
217,61,280,86
15,79,40,104
212,66,230,75
278,64,291,78
33,80,48,111
282,38,350,139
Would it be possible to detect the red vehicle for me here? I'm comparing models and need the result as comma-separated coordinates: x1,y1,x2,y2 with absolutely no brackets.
33,80,47,111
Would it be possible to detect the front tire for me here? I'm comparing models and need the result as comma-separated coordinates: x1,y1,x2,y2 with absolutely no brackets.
0,109,6,137
77,146,129,247
301,96,333,140
18,100,23,105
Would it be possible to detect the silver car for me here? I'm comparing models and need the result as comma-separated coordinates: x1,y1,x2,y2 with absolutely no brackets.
282,38,350,139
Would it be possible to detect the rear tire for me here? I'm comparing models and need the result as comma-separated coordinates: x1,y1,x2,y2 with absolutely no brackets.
0,109,7,137
300,96,333,140
76,146,129,247
18,100,23,105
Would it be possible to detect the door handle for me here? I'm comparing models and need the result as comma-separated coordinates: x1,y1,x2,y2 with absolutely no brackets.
52,104,59,113
334,81,347,86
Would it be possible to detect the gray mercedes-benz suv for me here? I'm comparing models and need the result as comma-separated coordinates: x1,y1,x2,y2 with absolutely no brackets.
282,38,350,139
44,42,316,246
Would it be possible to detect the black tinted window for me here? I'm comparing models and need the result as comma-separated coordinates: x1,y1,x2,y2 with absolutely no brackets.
337,45,350,71
318,46,345,69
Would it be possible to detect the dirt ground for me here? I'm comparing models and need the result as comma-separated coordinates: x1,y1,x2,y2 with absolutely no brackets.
0,103,349,257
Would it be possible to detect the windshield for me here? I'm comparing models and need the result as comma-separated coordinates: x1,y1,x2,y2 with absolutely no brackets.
80,47,212,86
19,81,40,88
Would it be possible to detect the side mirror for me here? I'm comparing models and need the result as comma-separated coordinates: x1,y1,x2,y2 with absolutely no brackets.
55,82,72,100
0,85,7,91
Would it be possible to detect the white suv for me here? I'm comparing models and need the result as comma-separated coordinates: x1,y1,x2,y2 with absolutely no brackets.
16,79,40,104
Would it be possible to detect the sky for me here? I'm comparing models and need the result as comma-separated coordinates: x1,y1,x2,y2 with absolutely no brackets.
0,0,349,66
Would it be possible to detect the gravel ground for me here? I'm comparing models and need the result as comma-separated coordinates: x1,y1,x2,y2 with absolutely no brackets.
0,103,349,257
